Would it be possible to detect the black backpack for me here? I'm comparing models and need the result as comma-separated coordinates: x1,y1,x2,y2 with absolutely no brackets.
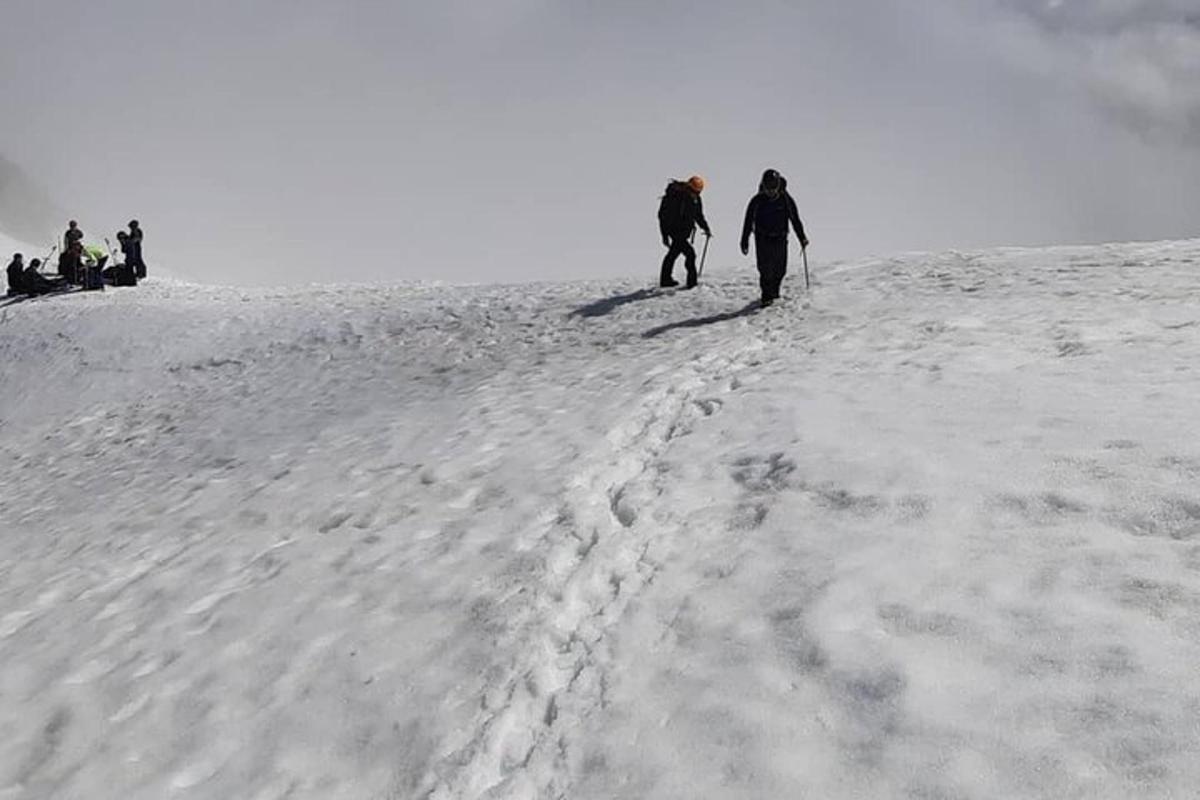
114,263,138,286
657,181,692,230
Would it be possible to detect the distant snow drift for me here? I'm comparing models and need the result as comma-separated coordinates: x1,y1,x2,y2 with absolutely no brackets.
3,240,1200,799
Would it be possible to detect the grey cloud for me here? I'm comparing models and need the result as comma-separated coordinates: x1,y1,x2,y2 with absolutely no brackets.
1,1,1198,286
0,156,63,246
1001,0,1200,33
993,0,1200,144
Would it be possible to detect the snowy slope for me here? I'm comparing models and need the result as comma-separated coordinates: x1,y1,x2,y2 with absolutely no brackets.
3,241,1200,799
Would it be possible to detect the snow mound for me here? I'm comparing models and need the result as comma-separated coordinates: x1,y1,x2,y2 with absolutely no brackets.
3,239,1200,799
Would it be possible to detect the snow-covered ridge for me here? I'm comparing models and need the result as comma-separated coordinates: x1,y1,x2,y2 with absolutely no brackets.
3,239,1200,798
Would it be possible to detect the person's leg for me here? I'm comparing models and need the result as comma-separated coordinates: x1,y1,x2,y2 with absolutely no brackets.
660,246,680,286
755,238,771,304
682,240,698,287
765,239,788,300
661,237,689,286
29,273,59,294
774,241,789,300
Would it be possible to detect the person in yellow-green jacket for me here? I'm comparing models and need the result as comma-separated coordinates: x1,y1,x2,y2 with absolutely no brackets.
83,244,108,267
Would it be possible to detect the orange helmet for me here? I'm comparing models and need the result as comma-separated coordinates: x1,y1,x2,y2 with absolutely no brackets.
687,175,705,193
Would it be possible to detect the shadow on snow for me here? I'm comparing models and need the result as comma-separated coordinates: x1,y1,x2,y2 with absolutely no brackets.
641,301,761,339
569,287,669,319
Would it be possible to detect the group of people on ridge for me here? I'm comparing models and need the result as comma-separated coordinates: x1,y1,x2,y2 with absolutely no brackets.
6,219,148,297
658,169,809,307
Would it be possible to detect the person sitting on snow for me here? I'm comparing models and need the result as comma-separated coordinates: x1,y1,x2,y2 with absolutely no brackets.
24,259,64,294
7,253,63,296
83,243,108,270
6,253,24,295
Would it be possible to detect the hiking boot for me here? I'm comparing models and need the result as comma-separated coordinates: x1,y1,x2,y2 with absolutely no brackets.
660,278,680,288
760,297,773,308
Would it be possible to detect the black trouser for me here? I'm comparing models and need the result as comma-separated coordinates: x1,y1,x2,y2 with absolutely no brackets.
59,255,79,284
755,235,788,301
661,234,697,286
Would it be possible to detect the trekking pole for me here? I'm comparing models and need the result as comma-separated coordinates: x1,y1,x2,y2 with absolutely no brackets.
802,244,811,291
698,233,710,279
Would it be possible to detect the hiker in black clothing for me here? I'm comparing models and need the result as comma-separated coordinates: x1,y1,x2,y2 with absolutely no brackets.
126,220,146,278
657,175,711,288
63,220,83,253
740,169,808,307
6,253,24,294
24,259,63,294
58,241,83,284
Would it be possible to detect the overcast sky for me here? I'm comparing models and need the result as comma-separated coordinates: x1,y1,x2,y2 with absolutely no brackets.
2,0,1199,285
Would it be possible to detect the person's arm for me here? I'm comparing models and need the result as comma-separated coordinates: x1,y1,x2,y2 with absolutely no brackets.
740,196,758,253
695,196,711,236
787,194,808,247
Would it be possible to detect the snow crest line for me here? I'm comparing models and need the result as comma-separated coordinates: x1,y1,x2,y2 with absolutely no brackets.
422,341,765,799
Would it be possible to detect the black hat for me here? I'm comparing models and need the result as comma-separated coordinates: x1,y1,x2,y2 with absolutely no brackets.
760,169,782,192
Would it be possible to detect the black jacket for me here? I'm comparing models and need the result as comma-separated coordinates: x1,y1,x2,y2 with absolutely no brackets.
658,182,710,240
741,189,806,249
6,258,23,292
63,227,83,252
127,227,144,262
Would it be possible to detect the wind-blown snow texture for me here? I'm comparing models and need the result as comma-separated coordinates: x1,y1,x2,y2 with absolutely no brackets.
3,238,1200,799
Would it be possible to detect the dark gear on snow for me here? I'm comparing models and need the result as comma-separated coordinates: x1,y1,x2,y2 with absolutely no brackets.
740,169,809,305
103,263,138,286
106,233,138,286
658,178,711,288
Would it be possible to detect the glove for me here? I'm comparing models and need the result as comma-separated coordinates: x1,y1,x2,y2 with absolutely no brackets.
740,241,749,256
800,238,810,249
703,228,712,238
662,235,670,248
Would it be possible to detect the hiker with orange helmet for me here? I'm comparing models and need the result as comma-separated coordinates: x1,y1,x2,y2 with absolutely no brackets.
657,174,711,288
